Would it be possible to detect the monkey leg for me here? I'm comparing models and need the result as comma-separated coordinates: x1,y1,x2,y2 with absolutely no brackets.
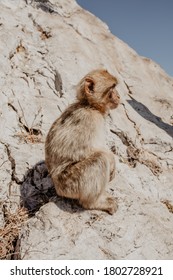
82,192,118,215
79,151,117,214
53,151,117,214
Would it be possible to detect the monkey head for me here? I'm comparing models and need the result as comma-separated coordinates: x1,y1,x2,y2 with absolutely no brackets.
77,69,120,113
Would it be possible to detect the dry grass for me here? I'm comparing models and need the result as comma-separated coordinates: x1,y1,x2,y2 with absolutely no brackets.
15,131,43,143
0,206,28,259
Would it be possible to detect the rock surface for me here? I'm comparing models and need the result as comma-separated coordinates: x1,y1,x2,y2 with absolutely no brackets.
0,0,173,259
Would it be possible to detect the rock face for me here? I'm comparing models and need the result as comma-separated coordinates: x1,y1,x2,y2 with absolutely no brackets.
0,0,173,259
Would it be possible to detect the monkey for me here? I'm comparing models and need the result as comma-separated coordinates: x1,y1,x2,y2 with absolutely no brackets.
45,69,120,214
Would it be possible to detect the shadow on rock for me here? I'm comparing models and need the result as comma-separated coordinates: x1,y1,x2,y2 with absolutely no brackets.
127,96,173,138
20,161,83,215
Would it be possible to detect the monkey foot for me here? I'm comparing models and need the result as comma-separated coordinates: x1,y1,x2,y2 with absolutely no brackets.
106,196,118,215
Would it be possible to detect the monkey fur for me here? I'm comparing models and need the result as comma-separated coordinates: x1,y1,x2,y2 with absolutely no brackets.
45,69,120,214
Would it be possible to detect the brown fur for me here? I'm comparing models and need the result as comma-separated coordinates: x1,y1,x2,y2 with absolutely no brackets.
45,69,120,214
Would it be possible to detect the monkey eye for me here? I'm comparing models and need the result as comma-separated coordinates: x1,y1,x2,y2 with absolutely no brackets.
108,91,112,99
108,84,116,93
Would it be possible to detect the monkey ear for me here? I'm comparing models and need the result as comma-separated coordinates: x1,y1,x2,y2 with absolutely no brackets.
84,77,95,94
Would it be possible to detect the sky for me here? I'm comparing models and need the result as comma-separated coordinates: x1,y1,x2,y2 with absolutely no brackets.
77,0,173,77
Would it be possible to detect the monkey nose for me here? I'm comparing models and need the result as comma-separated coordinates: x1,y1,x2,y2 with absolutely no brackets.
117,92,120,99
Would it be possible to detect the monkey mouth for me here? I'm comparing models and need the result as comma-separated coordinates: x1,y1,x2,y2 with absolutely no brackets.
110,100,120,109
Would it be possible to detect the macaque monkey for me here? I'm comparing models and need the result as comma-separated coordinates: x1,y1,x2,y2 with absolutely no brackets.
45,69,120,214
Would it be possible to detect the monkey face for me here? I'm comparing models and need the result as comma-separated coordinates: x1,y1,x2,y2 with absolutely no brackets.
77,69,120,113
106,86,120,109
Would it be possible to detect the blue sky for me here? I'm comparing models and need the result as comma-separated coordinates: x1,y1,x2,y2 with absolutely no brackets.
77,0,173,77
